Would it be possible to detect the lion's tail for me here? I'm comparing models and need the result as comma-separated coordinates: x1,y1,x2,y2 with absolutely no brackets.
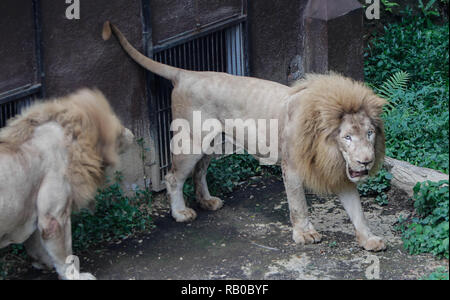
102,21,181,82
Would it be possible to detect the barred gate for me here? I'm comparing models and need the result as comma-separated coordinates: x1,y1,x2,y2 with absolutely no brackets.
142,6,249,191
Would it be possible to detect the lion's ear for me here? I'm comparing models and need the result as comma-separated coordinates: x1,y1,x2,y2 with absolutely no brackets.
364,95,386,127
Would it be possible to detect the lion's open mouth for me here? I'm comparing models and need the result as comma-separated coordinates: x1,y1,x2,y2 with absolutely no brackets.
349,168,369,178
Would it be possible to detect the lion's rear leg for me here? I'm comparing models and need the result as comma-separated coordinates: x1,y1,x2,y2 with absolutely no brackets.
281,159,321,245
166,153,203,222
193,155,223,211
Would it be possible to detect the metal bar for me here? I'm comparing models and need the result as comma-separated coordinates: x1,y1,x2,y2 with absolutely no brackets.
0,84,41,105
153,14,247,54
141,0,168,191
147,8,249,190
243,0,251,76
221,30,225,72
207,35,211,71
201,37,204,71
0,105,4,127
196,38,201,71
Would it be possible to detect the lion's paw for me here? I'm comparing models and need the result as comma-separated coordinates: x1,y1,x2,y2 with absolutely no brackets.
31,261,51,270
359,236,386,252
78,272,97,280
293,229,322,245
199,197,224,211
172,208,197,222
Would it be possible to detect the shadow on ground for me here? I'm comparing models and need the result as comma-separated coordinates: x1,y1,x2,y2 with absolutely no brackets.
15,176,448,280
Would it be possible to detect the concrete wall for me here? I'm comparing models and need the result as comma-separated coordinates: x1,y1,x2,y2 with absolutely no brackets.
248,0,308,85
0,0,36,93
38,0,152,190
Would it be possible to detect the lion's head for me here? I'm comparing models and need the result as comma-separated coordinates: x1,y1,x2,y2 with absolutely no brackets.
0,89,135,210
291,73,386,195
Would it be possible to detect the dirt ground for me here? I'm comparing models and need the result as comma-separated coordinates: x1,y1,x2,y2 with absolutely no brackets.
13,176,449,280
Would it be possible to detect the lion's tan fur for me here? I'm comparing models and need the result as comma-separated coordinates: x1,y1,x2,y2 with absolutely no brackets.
0,89,124,210
105,22,388,251
290,73,386,195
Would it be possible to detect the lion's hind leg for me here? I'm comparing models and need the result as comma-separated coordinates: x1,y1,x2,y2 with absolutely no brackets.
193,155,223,211
166,153,204,222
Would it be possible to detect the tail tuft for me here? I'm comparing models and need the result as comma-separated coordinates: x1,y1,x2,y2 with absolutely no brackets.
102,21,112,41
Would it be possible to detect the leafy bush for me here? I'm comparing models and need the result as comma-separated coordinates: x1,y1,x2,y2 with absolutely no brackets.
365,10,449,174
0,245,27,280
183,154,281,201
71,172,153,252
423,267,449,280
383,86,449,173
358,168,393,205
365,11,449,87
401,180,449,259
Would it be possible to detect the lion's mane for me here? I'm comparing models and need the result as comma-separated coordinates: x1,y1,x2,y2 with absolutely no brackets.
0,89,124,210
291,73,386,195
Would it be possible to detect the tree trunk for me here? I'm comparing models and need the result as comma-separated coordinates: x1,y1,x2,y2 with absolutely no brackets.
383,156,449,197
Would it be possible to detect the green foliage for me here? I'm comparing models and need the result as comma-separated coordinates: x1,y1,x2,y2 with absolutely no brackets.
71,172,153,252
358,168,393,205
401,180,449,259
381,0,399,12
423,267,449,280
365,11,449,174
376,71,410,112
383,86,449,173
366,10,449,262
365,12,449,87
418,0,441,18
183,154,281,201
0,245,27,280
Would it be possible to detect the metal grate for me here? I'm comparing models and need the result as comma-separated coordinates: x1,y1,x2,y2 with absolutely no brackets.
150,21,248,190
0,85,39,127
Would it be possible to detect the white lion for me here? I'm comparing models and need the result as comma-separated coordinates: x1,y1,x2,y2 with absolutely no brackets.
0,89,134,279
104,22,387,251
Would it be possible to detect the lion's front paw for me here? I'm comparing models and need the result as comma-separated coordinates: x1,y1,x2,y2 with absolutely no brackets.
32,262,47,270
357,233,386,252
293,229,322,245
361,236,386,252
198,197,223,211
61,272,97,280
78,272,97,280
172,208,197,222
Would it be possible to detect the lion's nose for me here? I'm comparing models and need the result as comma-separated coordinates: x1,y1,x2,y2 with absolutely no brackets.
357,160,373,167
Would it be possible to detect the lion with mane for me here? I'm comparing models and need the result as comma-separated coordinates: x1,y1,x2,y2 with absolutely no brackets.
104,22,387,252
0,89,134,279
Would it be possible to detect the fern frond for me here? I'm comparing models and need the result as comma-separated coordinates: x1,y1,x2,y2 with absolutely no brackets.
378,71,410,100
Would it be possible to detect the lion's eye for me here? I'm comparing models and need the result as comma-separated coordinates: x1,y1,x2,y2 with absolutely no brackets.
368,130,374,138
344,135,352,141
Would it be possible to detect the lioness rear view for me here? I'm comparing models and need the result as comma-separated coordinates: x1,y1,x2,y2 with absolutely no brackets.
0,89,134,279
104,22,387,251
